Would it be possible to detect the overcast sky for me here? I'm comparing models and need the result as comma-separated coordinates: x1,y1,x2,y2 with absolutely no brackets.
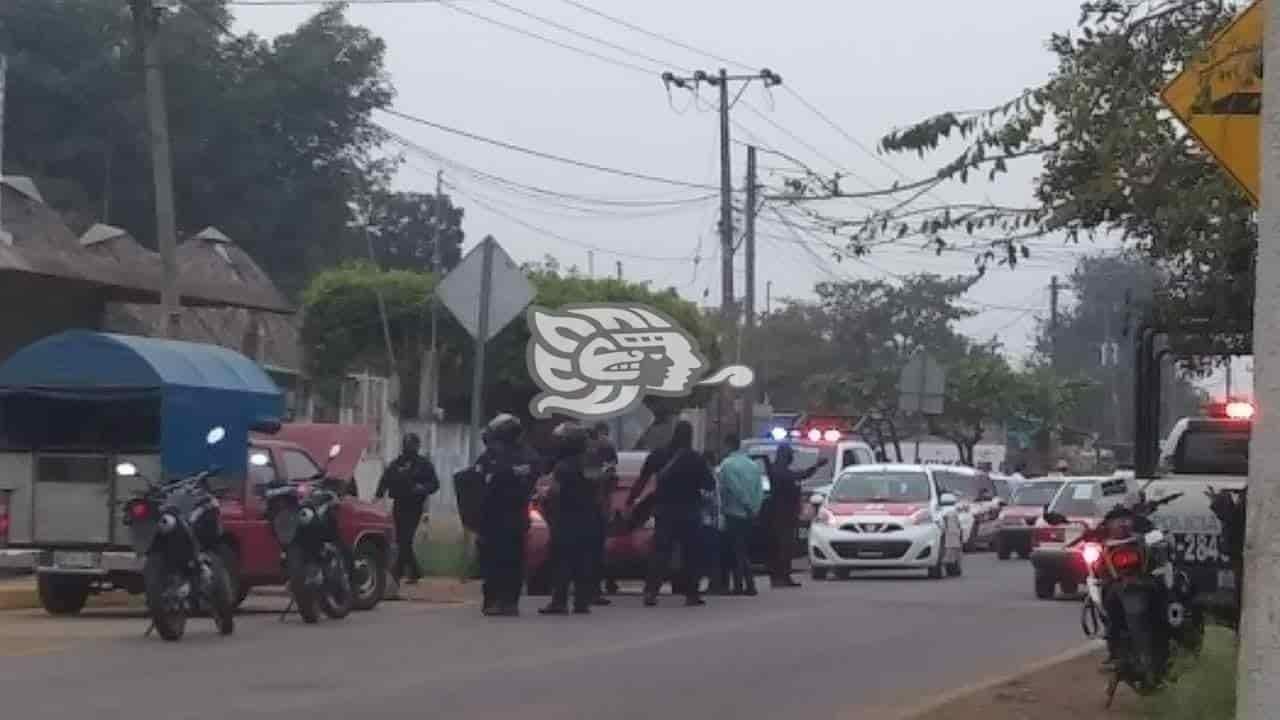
233,0,1244,395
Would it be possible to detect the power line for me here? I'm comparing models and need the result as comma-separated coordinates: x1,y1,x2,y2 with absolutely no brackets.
439,0,657,76
228,0,452,5
381,107,720,190
484,0,679,70
554,0,756,72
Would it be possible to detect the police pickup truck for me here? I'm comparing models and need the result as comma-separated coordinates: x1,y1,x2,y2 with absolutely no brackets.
1144,401,1250,616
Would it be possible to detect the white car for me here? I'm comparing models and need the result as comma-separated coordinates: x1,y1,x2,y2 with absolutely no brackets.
808,465,966,580
928,465,1003,551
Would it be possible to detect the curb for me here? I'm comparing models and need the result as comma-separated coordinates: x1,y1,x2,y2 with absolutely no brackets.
887,640,1105,720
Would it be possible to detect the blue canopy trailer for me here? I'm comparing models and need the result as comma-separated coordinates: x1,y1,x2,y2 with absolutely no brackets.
0,331,282,614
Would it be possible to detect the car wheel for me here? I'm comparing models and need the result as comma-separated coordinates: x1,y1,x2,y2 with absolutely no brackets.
811,566,829,580
1035,574,1056,600
927,546,945,579
834,568,851,580
351,541,387,611
37,574,91,616
217,545,248,610
1060,581,1079,597
995,538,1011,560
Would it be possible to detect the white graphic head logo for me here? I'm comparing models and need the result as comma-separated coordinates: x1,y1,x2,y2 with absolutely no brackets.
526,303,754,420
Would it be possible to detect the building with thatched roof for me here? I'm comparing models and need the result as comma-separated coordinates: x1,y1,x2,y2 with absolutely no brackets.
0,176,293,366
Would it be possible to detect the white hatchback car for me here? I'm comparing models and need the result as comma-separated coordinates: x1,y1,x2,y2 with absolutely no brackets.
808,465,965,580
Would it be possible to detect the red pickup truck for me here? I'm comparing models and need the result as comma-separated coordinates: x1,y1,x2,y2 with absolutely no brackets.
231,428,396,611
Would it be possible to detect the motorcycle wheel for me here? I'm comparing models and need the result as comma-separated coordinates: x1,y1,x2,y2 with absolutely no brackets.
320,546,353,620
204,552,236,636
286,547,321,624
1126,613,1165,694
143,555,187,642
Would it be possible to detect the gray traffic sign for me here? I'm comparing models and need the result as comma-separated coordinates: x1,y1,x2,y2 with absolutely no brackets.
436,237,535,343
898,352,946,415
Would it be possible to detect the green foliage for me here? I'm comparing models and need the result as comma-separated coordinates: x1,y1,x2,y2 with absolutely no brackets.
927,343,1021,464
0,0,397,294
1143,626,1237,720
367,190,465,273
809,1,1256,347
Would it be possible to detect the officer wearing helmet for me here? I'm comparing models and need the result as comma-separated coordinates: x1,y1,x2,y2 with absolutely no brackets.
539,421,600,615
475,413,538,616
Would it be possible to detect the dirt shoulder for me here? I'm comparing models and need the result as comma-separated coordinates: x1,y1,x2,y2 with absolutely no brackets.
912,649,1145,720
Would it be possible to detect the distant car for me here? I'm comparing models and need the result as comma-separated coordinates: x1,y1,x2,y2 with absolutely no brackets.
928,465,1001,552
807,465,965,580
993,480,1065,560
1029,475,1140,599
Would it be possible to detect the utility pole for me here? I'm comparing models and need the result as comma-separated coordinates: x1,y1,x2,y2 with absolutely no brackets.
616,260,622,281
130,0,180,339
587,250,594,277
660,67,781,331
428,170,444,454
739,145,758,438
1226,358,1234,400
1239,4,1280,715
1050,275,1061,368
0,53,10,246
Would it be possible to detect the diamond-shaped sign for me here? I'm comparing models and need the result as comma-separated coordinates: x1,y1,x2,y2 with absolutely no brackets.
436,238,536,343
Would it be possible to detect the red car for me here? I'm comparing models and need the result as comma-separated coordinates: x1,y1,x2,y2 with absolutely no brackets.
224,426,396,610
525,451,655,594
993,480,1065,560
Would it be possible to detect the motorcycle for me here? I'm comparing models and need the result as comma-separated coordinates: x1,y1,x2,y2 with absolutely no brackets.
1045,487,1203,705
119,427,236,642
259,443,353,624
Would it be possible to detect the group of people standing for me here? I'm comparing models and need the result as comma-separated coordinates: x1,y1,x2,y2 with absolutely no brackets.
464,412,827,618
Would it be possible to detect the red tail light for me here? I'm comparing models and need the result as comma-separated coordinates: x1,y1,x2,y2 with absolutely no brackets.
1109,546,1143,573
1032,526,1064,547
0,492,10,546
127,501,151,522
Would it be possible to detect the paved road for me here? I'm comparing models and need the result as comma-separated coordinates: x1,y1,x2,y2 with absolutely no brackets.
0,556,1085,720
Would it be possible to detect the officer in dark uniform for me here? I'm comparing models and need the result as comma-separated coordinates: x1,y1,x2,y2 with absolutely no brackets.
539,422,600,615
375,433,440,585
475,414,538,617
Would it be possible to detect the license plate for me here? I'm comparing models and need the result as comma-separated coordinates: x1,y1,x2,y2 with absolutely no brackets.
797,527,808,540
857,551,883,558
53,551,99,569
1219,570,1236,590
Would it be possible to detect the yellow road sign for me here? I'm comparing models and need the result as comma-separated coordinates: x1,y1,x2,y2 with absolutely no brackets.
1160,0,1263,205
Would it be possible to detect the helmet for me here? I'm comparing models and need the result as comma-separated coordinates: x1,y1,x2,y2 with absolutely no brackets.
485,413,523,446
552,422,590,456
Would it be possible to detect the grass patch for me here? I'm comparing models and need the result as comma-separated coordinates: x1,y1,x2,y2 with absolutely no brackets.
1143,626,1237,720
414,536,479,578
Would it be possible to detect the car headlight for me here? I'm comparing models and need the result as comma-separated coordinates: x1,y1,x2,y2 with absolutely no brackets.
909,509,934,526
299,507,317,525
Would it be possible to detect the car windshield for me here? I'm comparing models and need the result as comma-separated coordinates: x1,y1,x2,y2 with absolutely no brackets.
1049,481,1100,517
1175,424,1249,476
1011,482,1063,507
830,471,931,503
742,441,835,488
932,469,995,500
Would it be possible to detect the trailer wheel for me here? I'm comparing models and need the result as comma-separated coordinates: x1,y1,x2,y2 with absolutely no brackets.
38,575,91,616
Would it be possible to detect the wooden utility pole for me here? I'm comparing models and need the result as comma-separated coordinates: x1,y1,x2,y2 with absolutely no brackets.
0,53,10,246
739,145,758,438
428,170,444,453
616,260,622,281
130,0,180,339
1239,4,1280,715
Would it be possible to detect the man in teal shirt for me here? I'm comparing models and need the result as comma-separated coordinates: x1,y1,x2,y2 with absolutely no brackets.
716,434,764,595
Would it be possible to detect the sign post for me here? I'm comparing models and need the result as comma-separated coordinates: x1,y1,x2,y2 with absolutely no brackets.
0,53,10,246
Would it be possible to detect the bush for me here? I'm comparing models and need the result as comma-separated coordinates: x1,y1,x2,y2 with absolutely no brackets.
1143,627,1236,720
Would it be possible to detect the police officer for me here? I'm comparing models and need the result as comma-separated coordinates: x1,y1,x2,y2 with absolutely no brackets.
588,422,619,604
540,422,600,615
476,414,538,617
375,433,440,586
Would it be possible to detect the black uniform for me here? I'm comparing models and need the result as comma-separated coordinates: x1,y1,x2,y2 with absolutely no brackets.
589,439,619,599
544,455,601,613
376,452,440,583
476,445,538,613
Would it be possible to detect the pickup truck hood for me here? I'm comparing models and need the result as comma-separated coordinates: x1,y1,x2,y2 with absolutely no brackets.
265,423,375,482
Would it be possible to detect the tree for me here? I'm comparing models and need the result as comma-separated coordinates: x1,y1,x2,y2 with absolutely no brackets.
0,0,397,294
367,190,465,273
778,1,1254,352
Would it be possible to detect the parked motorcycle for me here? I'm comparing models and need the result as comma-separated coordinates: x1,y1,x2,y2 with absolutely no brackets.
259,444,353,624
119,427,236,642
1045,487,1203,705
